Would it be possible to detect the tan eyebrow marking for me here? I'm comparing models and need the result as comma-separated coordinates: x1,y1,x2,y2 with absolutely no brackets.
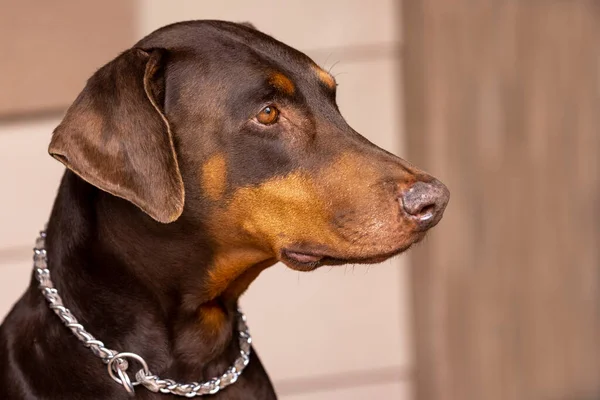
268,71,295,95
313,65,337,90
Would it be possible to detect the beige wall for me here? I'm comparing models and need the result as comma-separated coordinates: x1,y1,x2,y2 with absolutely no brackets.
0,1,135,116
0,2,411,398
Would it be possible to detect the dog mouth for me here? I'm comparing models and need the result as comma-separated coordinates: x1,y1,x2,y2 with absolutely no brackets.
280,234,426,272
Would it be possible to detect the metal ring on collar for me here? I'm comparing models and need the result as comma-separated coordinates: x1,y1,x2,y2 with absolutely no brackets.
107,352,151,395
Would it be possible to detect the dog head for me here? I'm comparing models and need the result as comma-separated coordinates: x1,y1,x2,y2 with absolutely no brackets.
49,21,449,279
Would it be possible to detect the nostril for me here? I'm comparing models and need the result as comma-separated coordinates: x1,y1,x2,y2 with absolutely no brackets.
401,180,449,225
402,197,435,218
418,204,436,219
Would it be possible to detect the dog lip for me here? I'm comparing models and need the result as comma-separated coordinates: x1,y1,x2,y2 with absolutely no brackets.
280,237,424,270
283,250,323,264
280,249,322,271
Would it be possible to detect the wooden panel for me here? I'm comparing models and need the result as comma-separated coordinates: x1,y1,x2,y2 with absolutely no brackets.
402,1,600,400
0,1,135,117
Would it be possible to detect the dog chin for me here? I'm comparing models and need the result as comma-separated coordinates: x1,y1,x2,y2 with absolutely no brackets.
279,234,426,272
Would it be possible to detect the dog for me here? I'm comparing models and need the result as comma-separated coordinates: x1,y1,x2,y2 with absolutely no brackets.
0,20,449,399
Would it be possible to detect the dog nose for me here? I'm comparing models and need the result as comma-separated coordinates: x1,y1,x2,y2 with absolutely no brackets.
401,180,449,230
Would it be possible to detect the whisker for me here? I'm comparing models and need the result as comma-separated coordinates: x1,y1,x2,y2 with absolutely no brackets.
328,60,341,74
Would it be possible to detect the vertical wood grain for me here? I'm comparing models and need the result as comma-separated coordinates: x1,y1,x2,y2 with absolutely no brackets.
403,1,600,399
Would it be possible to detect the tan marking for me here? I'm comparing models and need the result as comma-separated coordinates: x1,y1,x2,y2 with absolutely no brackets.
205,247,273,300
223,172,342,251
219,152,413,252
201,154,227,200
202,173,340,301
221,259,275,300
269,72,295,95
202,152,418,302
198,300,227,333
313,65,337,90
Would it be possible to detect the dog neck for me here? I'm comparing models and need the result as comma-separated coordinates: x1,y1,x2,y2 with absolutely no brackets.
42,171,274,382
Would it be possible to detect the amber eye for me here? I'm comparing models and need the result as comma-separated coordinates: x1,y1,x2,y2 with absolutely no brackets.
256,105,279,125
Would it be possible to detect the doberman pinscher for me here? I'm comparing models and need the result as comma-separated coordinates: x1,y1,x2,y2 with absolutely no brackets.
0,21,449,399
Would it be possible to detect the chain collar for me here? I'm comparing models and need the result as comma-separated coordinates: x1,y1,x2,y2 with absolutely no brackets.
32,229,252,397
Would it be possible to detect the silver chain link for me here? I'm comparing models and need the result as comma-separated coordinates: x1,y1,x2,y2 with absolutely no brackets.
33,229,252,397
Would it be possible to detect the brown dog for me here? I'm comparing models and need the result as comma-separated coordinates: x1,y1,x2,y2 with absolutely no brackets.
0,21,448,399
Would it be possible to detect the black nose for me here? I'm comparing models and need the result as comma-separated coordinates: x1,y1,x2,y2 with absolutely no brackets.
401,180,450,230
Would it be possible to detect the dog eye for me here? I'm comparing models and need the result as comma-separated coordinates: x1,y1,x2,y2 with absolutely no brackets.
256,106,279,125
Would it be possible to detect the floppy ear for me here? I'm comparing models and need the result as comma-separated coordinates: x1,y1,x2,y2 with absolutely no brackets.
49,48,184,223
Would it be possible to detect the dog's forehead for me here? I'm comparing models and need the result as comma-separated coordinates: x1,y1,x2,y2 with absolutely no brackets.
136,20,335,89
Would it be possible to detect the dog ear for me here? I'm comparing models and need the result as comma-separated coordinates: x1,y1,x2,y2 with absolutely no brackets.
49,48,184,223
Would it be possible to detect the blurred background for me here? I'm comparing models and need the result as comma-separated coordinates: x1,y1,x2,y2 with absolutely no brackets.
0,1,598,400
